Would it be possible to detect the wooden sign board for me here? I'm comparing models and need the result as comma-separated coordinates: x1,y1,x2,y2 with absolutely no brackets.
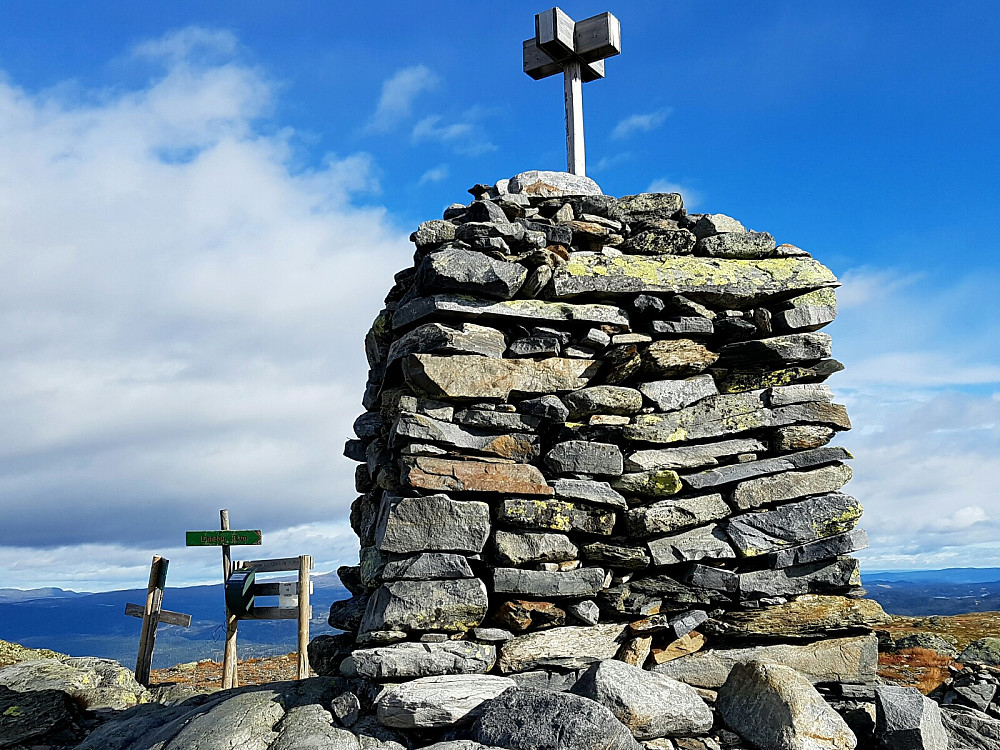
186,530,261,547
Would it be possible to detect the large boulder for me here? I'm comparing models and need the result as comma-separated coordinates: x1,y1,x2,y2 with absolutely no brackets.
717,661,857,750
571,658,713,740
0,656,149,710
875,685,948,750
342,641,496,679
960,638,1000,665
473,687,642,750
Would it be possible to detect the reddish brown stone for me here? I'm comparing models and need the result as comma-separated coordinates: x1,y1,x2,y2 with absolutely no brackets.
400,456,554,496
494,600,566,632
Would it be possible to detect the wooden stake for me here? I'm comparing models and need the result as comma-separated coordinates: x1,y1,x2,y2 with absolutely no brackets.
134,555,168,686
564,60,585,176
220,509,239,689
296,555,313,680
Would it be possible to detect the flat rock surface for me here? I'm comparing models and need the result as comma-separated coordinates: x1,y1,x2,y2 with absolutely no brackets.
492,567,606,597
498,497,616,535
716,595,890,638
393,294,629,330
401,456,554,496
343,641,496,679
725,492,863,556
404,353,601,400
875,685,948,750
360,578,488,634
374,493,490,555
498,624,629,673
552,253,838,307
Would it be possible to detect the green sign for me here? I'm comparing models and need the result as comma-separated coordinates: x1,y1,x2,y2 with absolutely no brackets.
186,530,262,547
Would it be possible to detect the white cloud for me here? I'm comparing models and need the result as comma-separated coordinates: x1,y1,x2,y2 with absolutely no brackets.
647,178,703,210
0,29,410,590
365,65,438,133
412,112,496,156
418,164,449,185
612,109,671,140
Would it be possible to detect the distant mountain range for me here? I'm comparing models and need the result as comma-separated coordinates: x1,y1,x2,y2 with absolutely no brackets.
0,573,349,669
4,567,1000,668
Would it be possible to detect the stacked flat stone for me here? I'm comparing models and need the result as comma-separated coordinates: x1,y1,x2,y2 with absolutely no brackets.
325,169,890,745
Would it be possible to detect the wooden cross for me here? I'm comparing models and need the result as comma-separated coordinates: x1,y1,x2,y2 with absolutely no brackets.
125,555,192,686
523,7,622,176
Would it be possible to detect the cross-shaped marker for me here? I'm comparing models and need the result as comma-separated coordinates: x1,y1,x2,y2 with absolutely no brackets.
523,7,622,177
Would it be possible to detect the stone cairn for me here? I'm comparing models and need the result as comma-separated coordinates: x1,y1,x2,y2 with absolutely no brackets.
317,170,906,749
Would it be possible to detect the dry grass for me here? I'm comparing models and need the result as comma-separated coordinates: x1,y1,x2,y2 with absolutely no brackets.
878,646,958,694
149,653,310,690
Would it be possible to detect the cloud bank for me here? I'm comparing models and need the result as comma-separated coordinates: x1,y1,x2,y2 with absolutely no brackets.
0,28,409,588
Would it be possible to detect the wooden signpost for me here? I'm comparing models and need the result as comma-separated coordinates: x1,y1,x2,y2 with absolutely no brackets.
186,511,313,687
523,7,622,176
124,555,192,686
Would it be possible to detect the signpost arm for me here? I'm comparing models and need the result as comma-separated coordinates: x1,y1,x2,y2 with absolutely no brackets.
296,555,312,680
563,59,585,175
220,509,239,689
135,555,167,686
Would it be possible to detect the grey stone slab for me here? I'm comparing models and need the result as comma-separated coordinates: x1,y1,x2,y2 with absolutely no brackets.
508,335,561,357
392,293,630,330
553,478,628,509
397,395,455,421
617,193,685,224
474,687,642,750
492,529,579,566
498,624,630,673
767,383,834,406
403,353,601,400
760,528,869,568
375,494,490,555
647,524,737,566
651,317,715,336
376,674,516,729
551,254,838,308
387,322,506,367
720,332,833,366
573,659,713,740
641,339,719,378
569,600,601,625
653,634,879,688
270,705,359,750
381,553,474,581
875,685,948,750
638,375,718,412
453,409,542,432
518,394,570,422
411,219,457,248
624,391,850,445
771,288,837,333
498,498,616,535
342,641,496,679
772,424,836,452
689,213,745,239
391,412,539,461
463,199,508,223
725,493,863,557
717,662,856,750
625,438,767,472
565,385,644,417
610,469,682,498
492,567,606,597
681,564,739,594
581,540,651,569
684,446,852,490
941,705,1000,750
730,463,853,510
736,557,860,600
546,440,624,476
360,578,488,634
627,494,732,537
697,230,776,259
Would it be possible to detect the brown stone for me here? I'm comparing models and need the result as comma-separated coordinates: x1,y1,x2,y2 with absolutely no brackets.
494,600,566,632
400,456,554,496
651,632,707,665
717,595,890,639
619,636,653,667
641,339,719,378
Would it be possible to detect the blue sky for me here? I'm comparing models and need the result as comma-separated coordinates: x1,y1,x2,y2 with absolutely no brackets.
0,1,997,589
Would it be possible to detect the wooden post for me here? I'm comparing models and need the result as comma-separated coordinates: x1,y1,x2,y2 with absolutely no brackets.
220,509,239,689
563,59,585,176
135,555,168,686
296,555,313,680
